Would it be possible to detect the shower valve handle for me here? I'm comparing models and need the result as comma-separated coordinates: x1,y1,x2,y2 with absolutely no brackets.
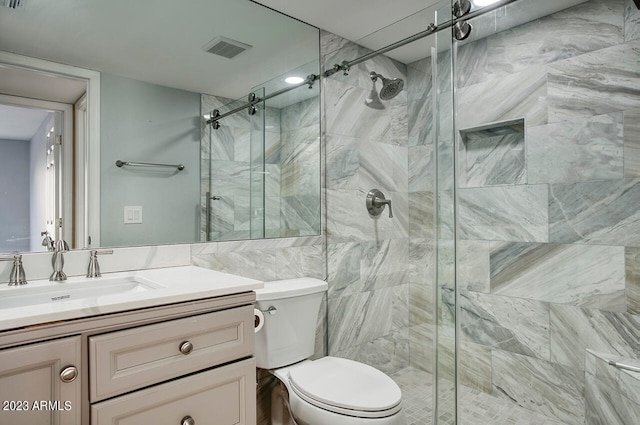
366,189,393,218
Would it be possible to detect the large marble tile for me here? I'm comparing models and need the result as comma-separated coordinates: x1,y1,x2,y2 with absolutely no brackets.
458,0,624,88
327,242,362,299
274,245,324,280
281,96,320,131
409,283,434,327
361,239,410,291
460,291,550,360
324,78,392,141
625,0,640,42
408,145,435,192
527,112,624,184
326,189,408,244
409,323,434,373
409,191,434,239
332,328,410,376
585,350,640,425
457,240,490,293
547,40,640,122
458,185,549,242
492,350,585,425
626,247,640,314
459,341,492,394
328,286,408,354
408,238,435,286
550,304,640,370
548,178,640,246
490,242,626,311
325,134,407,192
624,108,640,177
456,65,549,129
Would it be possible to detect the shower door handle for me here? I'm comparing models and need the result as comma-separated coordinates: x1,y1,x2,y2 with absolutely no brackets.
204,192,222,241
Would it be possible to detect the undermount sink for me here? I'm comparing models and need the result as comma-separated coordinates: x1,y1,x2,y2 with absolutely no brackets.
0,276,162,309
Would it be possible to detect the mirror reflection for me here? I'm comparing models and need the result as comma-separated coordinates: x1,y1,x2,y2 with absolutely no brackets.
0,0,321,252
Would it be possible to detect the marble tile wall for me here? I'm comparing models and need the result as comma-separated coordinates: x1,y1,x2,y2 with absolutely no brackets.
456,1,640,424
322,30,433,377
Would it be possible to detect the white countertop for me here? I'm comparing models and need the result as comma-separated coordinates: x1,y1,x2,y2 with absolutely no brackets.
0,265,263,331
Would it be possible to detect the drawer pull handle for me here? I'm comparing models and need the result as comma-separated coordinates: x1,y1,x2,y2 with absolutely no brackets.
179,341,194,355
181,415,195,425
60,366,78,383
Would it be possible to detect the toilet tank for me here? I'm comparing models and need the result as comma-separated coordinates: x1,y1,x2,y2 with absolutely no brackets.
254,278,327,369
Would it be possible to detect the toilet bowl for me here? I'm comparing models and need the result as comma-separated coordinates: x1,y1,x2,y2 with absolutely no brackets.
255,278,406,425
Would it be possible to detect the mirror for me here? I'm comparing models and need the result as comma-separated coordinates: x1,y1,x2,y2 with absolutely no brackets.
0,0,320,252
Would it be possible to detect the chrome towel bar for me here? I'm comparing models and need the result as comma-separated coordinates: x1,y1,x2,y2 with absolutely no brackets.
116,160,185,171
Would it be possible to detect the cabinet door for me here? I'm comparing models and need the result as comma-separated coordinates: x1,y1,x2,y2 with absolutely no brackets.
0,336,82,425
91,357,256,425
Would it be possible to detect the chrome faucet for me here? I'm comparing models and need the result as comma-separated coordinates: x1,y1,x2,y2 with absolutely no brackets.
0,253,28,285
50,239,70,281
86,249,114,278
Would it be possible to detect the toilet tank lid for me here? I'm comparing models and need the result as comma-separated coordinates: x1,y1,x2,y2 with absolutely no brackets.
255,278,327,301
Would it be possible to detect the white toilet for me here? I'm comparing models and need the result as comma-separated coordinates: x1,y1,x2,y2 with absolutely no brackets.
255,278,406,425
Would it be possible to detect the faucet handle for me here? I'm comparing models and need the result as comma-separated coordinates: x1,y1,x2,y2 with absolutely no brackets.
0,252,28,286
366,189,394,218
87,249,114,278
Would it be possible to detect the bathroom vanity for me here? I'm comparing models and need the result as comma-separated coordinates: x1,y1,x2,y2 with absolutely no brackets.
0,266,261,425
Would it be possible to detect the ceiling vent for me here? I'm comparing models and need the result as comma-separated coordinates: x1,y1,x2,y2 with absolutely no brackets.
1,0,24,9
203,36,252,59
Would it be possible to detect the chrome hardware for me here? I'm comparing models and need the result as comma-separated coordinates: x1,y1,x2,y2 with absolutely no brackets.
181,416,195,425
366,189,393,218
116,160,185,171
86,249,114,278
453,0,471,17
260,306,277,315
609,360,640,373
204,192,222,241
247,92,258,103
248,105,257,115
50,239,69,281
454,21,472,41
59,366,78,383
179,341,194,355
0,253,28,286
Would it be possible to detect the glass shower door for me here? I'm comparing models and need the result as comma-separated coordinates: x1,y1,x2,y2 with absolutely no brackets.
203,88,265,241
432,1,457,424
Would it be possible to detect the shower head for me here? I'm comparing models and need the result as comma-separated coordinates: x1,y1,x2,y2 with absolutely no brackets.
370,71,404,100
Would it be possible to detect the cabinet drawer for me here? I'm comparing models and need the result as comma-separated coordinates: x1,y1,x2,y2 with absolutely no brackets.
91,357,256,425
89,305,254,401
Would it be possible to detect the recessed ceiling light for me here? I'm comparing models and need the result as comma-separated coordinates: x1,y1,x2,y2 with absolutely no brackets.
285,76,305,85
473,0,501,6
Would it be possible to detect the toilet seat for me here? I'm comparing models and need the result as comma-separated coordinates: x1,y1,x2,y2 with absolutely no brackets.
286,357,402,419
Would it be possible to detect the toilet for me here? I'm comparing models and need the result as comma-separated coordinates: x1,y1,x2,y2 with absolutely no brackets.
255,278,406,425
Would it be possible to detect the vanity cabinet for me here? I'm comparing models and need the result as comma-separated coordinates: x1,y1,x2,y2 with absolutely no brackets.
0,335,82,425
0,292,257,425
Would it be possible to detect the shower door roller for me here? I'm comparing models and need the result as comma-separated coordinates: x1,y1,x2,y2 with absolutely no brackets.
366,189,393,218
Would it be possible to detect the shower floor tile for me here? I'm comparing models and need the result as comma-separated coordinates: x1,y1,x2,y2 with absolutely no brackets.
391,367,568,425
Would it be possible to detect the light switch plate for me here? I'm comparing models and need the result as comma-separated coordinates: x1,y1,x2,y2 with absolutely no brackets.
124,206,143,224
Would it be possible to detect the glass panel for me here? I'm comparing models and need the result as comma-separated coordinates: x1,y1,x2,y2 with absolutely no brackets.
455,0,640,424
203,89,265,242
250,88,266,240
433,1,456,424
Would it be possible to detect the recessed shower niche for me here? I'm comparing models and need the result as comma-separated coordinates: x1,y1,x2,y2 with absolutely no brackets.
459,118,526,188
